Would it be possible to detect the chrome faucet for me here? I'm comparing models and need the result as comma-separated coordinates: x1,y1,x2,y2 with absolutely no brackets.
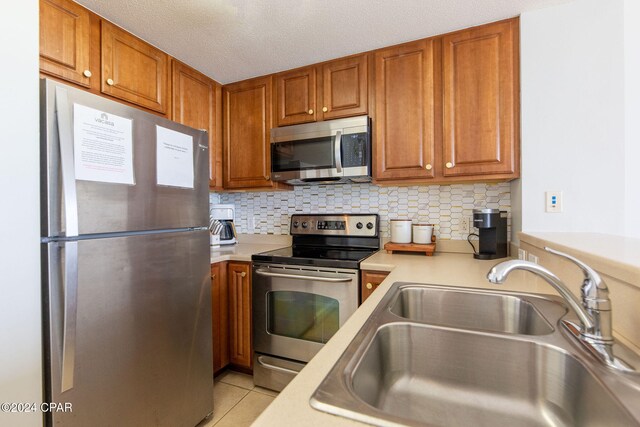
487,247,633,372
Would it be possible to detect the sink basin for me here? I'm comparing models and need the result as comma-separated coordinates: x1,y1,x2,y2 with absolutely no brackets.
311,282,640,426
350,323,635,427
388,285,554,335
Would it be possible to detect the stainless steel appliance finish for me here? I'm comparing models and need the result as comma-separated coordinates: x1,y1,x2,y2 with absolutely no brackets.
311,282,640,426
270,115,371,185
252,213,379,391
40,79,213,427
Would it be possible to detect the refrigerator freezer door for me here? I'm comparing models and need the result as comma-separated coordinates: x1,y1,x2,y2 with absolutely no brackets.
42,230,213,427
41,79,209,237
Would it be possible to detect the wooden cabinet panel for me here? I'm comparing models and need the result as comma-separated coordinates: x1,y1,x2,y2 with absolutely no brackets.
374,39,438,181
171,61,222,189
275,66,317,126
39,0,92,87
361,270,390,304
211,262,229,373
320,54,368,120
101,21,169,113
223,76,283,190
442,20,519,177
228,262,252,370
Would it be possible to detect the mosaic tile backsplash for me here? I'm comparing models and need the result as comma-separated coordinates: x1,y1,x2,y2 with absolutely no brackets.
209,182,511,240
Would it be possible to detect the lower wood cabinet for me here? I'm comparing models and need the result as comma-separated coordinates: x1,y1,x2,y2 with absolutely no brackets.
211,262,229,374
227,261,253,371
361,270,390,304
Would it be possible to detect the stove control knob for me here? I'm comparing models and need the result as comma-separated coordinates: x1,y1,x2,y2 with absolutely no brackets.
356,222,363,229
366,222,374,230
292,221,299,228
302,221,308,228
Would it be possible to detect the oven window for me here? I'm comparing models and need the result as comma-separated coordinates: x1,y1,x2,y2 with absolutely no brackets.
266,291,339,344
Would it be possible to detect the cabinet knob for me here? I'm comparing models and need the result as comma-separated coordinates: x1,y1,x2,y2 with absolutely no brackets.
83,70,92,78
210,274,215,280
445,162,454,169
366,282,373,290
106,78,114,86
264,175,270,181
425,164,432,170
241,271,246,278
322,107,328,113
308,109,314,115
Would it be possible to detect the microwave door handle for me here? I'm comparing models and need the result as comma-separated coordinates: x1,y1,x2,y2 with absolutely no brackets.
334,130,342,173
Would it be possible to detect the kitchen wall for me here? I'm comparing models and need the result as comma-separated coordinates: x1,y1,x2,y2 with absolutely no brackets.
0,1,43,426
211,182,511,240
517,0,630,237
625,0,640,238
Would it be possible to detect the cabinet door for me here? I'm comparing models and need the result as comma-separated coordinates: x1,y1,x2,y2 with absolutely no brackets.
101,21,169,113
320,55,368,120
39,0,92,87
361,270,390,304
228,262,252,370
374,39,438,180
275,66,317,126
442,19,519,177
223,77,275,189
171,61,222,189
211,262,229,373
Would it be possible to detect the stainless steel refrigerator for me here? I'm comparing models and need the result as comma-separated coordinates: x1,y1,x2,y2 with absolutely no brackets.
40,79,213,426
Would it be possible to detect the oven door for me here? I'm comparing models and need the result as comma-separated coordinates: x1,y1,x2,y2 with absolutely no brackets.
252,263,359,363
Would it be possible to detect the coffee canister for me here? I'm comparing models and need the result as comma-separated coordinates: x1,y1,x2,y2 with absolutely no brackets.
412,224,434,244
390,219,412,243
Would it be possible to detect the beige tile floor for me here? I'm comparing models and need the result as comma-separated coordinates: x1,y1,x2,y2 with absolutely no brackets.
198,370,278,427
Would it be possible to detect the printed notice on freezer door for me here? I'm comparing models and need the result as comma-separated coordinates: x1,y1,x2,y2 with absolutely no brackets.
73,104,134,185
156,126,194,189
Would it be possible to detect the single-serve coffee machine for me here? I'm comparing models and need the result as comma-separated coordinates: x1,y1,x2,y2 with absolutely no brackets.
472,209,507,260
210,204,237,245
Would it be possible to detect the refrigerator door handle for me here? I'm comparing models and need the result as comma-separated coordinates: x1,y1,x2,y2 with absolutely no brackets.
55,86,79,237
61,241,79,392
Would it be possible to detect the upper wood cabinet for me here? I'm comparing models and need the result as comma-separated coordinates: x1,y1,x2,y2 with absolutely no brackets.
442,19,519,178
171,60,222,189
39,0,92,87
275,54,369,127
275,66,317,126
373,40,439,181
223,76,289,190
227,262,252,370
321,55,369,121
101,21,169,114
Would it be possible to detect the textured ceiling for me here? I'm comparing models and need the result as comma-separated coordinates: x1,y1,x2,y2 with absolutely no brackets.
76,0,571,84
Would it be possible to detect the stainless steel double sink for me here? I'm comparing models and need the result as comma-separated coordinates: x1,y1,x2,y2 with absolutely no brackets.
311,282,640,426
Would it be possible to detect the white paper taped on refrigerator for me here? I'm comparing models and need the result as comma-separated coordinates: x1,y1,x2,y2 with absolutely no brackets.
73,103,134,185
156,125,194,189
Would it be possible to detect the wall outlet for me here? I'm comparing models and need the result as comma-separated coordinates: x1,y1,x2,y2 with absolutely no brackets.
545,191,563,213
460,217,470,234
518,248,527,260
527,253,539,264
248,216,256,233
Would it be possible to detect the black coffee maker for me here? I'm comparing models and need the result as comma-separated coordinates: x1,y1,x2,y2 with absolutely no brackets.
471,209,507,260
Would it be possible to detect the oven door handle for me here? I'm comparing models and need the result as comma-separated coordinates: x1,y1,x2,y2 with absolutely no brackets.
255,269,353,283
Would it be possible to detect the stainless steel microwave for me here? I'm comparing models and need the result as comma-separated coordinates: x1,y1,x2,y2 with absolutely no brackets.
270,115,371,185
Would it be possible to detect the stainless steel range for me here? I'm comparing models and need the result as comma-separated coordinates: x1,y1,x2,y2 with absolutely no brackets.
252,213,379,391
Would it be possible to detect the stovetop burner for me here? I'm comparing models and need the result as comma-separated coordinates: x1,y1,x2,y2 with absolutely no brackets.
252,214,380,270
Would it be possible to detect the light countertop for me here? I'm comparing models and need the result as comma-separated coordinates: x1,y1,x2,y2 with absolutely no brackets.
253,250,560,427
210,234,291,264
